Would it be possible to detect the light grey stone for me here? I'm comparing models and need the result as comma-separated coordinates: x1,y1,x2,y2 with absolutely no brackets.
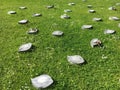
88,10,95,13
8,11,16,14
90,38,101,48
87,5,92,8
31,74,53,89
64,9,72,13
93,18,102,21
81,25,93,29
33,13,42,17
27,28,38,34
67,55,85,64
116,3,120,6
19,43,32,52
46,5,54,9
108,7,116,10
109,16,119,21
118,23,120,28
52,31,63,36
104,29,116,34
60,14,70,19
68,3,75,6
19,6,27,9
18,20,28,24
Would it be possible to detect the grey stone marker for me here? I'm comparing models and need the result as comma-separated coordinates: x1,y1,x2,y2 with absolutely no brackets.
19,6,27,9
64,9,72,13
52,31,63,36
67,55,85,64
104,29,116,34
27,28,38,34
88,10,95,13
108,7,116,10
46,5,54,9
31,74,53,89
68,3,75,6
109,16,119,21
81,25,93,29
93,18,102,21
118,23,120,28
8,11,16,14
32,13,42,17
18,43,32,52
60,14,70,19
90,38,102,48
18,20,28,24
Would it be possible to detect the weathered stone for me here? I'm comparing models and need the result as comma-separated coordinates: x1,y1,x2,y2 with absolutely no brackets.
8,11,16,14
64,9,72,12
81,25,93,29
67,55,85,64
19,43,32,52
52,31,63,36
27,28,38,34
60,14,70,19
93,18,102,21
18,20,28,24
90,38,102,48
68,3,75,6
33,13,42,17
104,29,116,34
31,74,53,89
109,16,119,21
88,10,95,13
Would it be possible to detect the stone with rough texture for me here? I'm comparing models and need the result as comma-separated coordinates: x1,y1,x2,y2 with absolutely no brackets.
8,11,16,14
27,28,38,34
104,29,116,34
90,38,101,48
109,16,119,21
60,14,70,19
33,13,42,17
19,43,32,52
93,18,102,21
89,10,95,13
52,31,63,36
18,20,28,24
64,9,72,12
31,74,53,89
81,25,93,29
67,55,85,64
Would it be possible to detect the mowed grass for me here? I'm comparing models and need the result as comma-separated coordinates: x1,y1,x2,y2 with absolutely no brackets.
0,0,120,90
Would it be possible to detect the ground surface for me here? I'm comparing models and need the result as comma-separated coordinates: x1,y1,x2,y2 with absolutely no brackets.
0,0,120,90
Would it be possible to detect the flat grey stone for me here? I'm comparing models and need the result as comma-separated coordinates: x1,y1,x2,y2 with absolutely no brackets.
118,23,120,28
90,38,102,48
19,6,27,9
68,3,75,6
81,25,93,29
67,55,85,64
116,3,120,6
64,9,72,13
27,28,38,34
18,20,28,24
33,13,42,17
104,29,116,34
8,11,16,14
19,43,32,52
108,7,116,10
88,10,95,13
31,74,53,89
52,31,63,36
93,18,102,21
46,5,54,9
87,5,92,8
60,14,70,19
109,16,119,21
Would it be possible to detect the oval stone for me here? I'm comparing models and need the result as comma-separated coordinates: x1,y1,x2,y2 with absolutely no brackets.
18,43,32,52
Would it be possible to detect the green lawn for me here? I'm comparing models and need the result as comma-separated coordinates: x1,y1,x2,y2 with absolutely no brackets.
0,0,120,90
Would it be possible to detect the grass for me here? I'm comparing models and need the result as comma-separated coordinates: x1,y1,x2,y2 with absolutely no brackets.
0,0,120,90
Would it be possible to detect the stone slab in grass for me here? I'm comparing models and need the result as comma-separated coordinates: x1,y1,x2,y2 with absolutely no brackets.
68,3,75,6
64,9,72,13
90,38,102,48
87,5,92,8
27,28,38,34
60,14,70,19
52,31,63,36
31,74,53,89
116,3,120,6
19,6,27,9
93,18,102,21
118,23,120,28
18,20,28,24
104,29,116,34
109,16,119,21
8,11,16,14
88,10,96,13
81,25,93,29
67,55,85,64
18,43,32,52
46,5,54,9
32,13,42,17
108,6,116,11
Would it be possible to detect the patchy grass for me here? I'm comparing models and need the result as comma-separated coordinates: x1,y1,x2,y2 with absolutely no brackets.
0,0,120,90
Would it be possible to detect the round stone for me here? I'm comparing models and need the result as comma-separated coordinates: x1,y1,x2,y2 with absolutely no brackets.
109,16,119,21
27,28,38,34
52,31,63,36
81,25,93,29
68,3,75,6
31,74,53,89
64,9,72,13
8,11,16,14
67,55,85,64
60,14,70,19
18,20,28,24
93,18,102,21
90,38,102,48
19,6,27,9
104,29,116,34
88,10,95,13
33,13,42,17
18,43,32,52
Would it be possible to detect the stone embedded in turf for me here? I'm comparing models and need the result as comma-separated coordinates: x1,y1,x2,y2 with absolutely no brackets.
19,6,27,9
46,5,54,9
104,29,116,34
108,6,116,11
93,18,102,21
8,11,16,14
88,10,95,13
64,9,72,13
52,31,63,36
68,3,75,6
116,3,120,6
32,13,42,17
109,16,120,21
81,25,93,29
18,43,32,52
90,38,102,48
18,20,28,24
87,5,92,8
60,14,70,19
27,28,38,34
118,23,120,28
67,55,85,64
31,74,53,89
